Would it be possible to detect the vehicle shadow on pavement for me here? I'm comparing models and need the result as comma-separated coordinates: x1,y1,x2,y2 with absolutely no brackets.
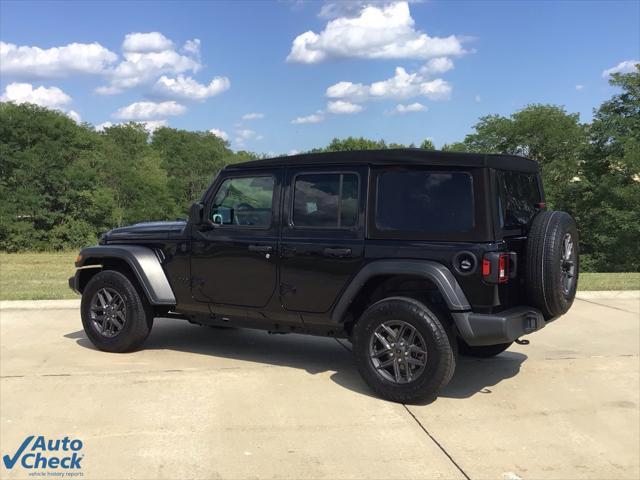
329,351,527,404
66,318,527,403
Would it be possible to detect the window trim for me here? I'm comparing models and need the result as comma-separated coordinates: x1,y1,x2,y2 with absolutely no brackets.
206,173,277,230
289,170,361,230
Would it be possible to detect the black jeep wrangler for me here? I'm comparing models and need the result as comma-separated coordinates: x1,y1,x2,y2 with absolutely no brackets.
70,149,579,403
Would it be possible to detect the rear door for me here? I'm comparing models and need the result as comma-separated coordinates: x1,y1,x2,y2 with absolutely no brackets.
279,166,367,313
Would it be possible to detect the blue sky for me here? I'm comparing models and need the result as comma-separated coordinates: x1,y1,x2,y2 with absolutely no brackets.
1,0,638,155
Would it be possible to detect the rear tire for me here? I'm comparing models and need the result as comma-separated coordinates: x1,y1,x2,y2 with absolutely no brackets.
353,297,455,404
525,210,579,319
81,270,154,353
458,340,512,358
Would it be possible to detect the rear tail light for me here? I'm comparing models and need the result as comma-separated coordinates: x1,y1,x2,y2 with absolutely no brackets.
483,252,515,284
482,258,491,277
497,253,509,283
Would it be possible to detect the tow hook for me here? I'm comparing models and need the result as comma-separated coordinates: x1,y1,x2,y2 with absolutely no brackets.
515,338,530,345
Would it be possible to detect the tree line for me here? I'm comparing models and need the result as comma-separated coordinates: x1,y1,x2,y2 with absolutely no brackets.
1,68,638,271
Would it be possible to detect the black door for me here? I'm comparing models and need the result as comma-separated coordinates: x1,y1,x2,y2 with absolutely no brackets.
279,167,367,313
191,170,281,307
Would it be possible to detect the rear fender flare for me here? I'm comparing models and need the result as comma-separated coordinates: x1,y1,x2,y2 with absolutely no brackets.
331,260,471,323
76,245,176,306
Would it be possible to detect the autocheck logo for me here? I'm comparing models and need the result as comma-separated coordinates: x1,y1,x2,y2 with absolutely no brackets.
3,435,83,471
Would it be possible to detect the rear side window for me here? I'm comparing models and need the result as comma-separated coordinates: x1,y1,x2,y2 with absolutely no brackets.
496,171,542,228
375,170,474,234
293,173,358,228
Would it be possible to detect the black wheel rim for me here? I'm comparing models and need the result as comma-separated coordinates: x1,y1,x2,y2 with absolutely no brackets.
560,233,577,296
89,287,126,338
369,320,427,384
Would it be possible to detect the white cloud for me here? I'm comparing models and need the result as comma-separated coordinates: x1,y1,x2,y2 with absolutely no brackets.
234,128,263,147
474,94,482,102
601,60,638,77
241,112,265,120
96,119,167,133
393,102,426,114
326,66,452,103
95,121,114,131
420,56,454,75
326,81,369,101
575,84,584,91
97,32,202,94
141,120,168,132
183,39,201,56
288,149,300,156
291,111,325,124
153,75,230,101
0,41,117,77
66,110,82,123
1,82,71,108
318,1,370,19
114,101,186,120
327,100,363,114
236,128,257,140
287,2,465,63
122,32,173,53
209,128,228,140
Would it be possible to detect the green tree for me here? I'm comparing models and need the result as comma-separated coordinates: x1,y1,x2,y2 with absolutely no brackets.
419,139,435,150
461,105,587,211
151,128,233,213
99,123,177,224
441,142,469,152
313,137,390,152
0,103,111,250
576,65,640,271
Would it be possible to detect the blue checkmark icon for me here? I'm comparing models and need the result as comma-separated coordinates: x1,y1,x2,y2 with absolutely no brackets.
3,436,34,469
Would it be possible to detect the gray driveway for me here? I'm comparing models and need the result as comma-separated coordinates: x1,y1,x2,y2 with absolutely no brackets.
1,295,638,479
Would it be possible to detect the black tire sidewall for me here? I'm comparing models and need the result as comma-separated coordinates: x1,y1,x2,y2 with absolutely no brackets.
81,270,152,352
526,211,579,318
353,297,454,403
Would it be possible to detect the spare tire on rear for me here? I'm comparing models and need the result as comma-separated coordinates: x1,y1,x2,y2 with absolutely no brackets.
525,210,579,319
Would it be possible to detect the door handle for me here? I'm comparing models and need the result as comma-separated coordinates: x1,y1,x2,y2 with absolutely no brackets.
248,245,273,253
281,246,297,257
323,247,352,258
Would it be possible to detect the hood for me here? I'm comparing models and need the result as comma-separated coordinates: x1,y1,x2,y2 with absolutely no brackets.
101,221,187,243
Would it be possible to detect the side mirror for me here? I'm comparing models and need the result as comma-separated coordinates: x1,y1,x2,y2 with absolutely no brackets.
189,202,204,225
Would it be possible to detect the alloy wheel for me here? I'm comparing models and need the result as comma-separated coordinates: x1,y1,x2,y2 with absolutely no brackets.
89,287,126,338
369,320,427,384
560,233,576,296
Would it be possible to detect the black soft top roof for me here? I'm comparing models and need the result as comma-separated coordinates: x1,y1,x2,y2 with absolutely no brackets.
226,148,538,173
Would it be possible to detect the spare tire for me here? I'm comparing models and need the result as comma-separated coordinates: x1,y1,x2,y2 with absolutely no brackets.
525,210,579,319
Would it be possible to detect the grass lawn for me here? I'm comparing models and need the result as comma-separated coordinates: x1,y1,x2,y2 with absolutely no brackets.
0,252,78,300
0,252,638,301
578,272,639,292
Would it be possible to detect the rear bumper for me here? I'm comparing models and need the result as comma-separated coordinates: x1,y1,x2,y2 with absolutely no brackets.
452,306,548,346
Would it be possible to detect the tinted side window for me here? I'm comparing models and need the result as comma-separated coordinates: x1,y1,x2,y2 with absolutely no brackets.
375,170,474,233
210,176,274,227
293,173,358,228
497,171,541,228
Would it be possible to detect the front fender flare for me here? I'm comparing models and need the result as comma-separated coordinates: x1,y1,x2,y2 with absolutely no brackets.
331,260,471,323
76,245,176,305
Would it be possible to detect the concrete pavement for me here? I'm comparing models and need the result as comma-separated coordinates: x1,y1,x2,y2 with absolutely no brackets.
1,295,638,479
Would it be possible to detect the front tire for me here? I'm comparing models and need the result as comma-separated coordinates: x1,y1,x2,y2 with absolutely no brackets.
353,297,456,404
81,270,153,353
